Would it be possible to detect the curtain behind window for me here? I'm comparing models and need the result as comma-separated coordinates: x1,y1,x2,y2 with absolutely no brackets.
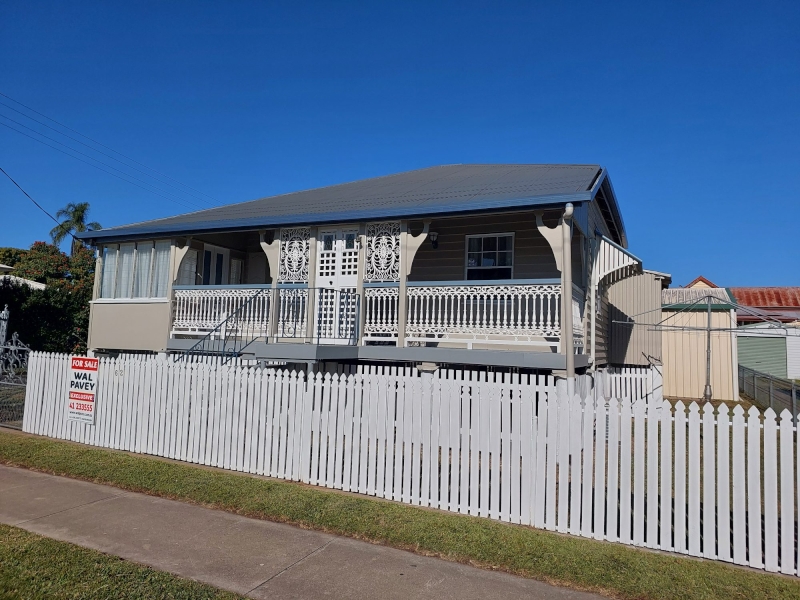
133,242,154,297
152,241,171,297
116,244,135,298
100,246,117,298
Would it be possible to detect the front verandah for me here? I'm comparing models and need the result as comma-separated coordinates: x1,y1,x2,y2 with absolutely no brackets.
168,207,587,359
170,279,587,353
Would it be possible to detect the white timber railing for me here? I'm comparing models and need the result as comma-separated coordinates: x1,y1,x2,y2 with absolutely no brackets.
364,281,585,350
174,282,584,350
172,285,272,337
23,353,800,577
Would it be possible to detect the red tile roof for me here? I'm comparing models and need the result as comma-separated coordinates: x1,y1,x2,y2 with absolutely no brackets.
729,287,800,308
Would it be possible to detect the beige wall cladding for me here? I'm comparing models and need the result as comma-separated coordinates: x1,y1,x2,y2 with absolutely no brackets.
409,211,583,283
661,309,737,401
608,272,664,366
88,301,171,353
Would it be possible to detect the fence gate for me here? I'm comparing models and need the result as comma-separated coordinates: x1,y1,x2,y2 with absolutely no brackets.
0,305,30,429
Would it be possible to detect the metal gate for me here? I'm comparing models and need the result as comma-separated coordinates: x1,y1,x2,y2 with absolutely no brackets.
1,306,29,429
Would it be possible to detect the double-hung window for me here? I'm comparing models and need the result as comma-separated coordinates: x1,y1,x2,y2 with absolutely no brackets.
99,240,171,299
465,233,514,280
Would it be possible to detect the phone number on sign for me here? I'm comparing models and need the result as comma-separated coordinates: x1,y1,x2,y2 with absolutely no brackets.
69,402,94,412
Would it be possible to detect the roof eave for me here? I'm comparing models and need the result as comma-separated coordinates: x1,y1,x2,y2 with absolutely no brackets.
78,191,594,244
592,169,628,248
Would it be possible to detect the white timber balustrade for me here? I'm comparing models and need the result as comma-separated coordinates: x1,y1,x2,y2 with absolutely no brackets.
365,281,584,350
172,286,272,338
24,352,800,578
174,282,585,349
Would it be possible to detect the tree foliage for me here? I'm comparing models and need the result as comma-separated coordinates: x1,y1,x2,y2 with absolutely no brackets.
0,242,95,353
0,247,28,268
49,202,102,255
12,242,70,284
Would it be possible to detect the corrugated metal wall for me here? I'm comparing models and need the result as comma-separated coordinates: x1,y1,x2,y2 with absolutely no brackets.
738,336,788,378
788,336,800,380
607,272,663,366
661,309,737,400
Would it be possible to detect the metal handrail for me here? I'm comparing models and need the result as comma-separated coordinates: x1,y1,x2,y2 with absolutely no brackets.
175,288,270,363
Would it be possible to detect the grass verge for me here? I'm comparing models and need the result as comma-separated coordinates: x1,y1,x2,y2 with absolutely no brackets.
0,523,241,599
1,430,799,600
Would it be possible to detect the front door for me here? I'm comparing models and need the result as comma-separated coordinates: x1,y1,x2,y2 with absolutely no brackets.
316,228,358,343
201,244,230,285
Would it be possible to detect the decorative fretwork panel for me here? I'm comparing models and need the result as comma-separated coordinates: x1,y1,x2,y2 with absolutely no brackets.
364,221,401,282
279,228,310,283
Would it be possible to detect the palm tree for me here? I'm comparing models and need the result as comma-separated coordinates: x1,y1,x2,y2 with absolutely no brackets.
50,202,102,255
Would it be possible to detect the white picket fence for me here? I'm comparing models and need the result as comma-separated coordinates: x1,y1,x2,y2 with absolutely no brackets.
21,352,800,576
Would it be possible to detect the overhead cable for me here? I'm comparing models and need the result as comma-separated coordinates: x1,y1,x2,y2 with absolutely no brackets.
0,91,219,204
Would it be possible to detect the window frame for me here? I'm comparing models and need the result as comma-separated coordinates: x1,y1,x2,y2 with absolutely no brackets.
464,232,515,280
98,239,172,300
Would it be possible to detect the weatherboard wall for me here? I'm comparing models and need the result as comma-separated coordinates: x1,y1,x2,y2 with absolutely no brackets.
607,272,664,366
409,210,584,284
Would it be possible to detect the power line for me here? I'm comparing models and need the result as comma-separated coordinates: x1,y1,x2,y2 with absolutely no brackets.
0,91,219,204
0,114,203,209
0,101,216,207
0,120,199,210
0,166,77,242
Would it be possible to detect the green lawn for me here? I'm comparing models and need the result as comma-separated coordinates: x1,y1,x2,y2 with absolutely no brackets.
1,430,799,600
0,523,241,600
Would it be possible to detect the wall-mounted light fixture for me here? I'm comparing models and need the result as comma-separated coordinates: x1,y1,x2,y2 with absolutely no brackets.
429,231,439,250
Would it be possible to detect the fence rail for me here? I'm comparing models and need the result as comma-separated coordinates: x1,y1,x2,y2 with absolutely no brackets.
739,364,799,417
22,352,799,577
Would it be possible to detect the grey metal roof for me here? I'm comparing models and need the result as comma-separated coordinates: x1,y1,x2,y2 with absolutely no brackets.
662,287,734,306
81,164,612,242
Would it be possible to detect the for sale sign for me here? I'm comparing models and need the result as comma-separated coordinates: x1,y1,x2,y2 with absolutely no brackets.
67,356,99,424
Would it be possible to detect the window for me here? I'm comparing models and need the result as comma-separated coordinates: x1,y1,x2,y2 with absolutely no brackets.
98,240,171,299
465,234,514,280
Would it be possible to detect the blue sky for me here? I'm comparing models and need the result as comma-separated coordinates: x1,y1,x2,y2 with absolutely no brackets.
1,1,798,286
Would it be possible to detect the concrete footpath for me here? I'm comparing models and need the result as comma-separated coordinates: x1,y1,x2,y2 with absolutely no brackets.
0,464,601,599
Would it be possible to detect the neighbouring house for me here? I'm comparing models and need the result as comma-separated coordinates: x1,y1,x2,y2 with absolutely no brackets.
730,287,800,379
76,164,662,377
660,278,739,401
0,264,46,290
729,287,800,325
737,322,800,380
